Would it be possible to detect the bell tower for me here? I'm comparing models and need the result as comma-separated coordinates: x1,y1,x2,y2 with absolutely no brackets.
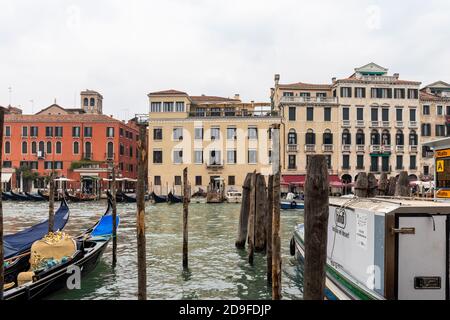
81,90,103,114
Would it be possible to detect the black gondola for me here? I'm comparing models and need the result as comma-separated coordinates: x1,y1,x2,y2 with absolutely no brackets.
106,190,124,203
167,191,183,204
3,199,118,300
151,191,168,203
64,190,97,202
25,192,46,201
10,190,31,201
2,191,13,201
116,190,137,203
3,199,70,285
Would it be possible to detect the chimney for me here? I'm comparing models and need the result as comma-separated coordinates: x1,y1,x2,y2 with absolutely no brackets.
332,77,336,83
274,74,280,86
234,94,240,100
393,73,399,79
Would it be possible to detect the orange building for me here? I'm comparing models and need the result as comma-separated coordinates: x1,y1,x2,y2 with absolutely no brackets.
1,92,138,194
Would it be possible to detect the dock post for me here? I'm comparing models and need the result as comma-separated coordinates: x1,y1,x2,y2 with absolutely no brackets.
267,175,274,285
137,123,148,300
183,168,189,269
0,107,5,299
247,171,257,265
355,172,368,198
395,171,410,197
378,173,388,196
367,173,378,198
304,155,329,300
387,177,397,196
48,172,55,232
235,173,252,248
255,174,267,252
111,164,118,267
271,123,282,300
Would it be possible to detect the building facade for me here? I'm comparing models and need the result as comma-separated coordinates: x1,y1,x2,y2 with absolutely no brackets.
273,63,424,185
2,91,138,193
147,90,280,195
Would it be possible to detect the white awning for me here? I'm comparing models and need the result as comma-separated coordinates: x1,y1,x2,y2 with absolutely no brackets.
1,173,12,183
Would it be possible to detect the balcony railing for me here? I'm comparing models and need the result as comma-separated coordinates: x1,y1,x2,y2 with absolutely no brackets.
395,121,404,128
342,120,351,128
287,144,299,153
206,161,224,169
370,121,380,128
381,121,391,128
424,152,434,158
83,153,93,160
280,96,338,104
409,145,418,153
188,110,279,118
305,145,316,153
409,121,418,128
342,145,351,153
356,120,365,128
396,145,405,153
356,145,365,153
105,153,115,161
382,145,392,153
322,145,334,152
370,145,381,153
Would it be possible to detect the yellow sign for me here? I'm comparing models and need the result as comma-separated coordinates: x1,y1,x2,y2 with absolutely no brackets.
437,189,450,199
437,160,445,173
436,149,450,158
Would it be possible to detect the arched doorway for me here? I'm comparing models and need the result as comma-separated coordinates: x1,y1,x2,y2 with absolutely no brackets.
342,174,352,195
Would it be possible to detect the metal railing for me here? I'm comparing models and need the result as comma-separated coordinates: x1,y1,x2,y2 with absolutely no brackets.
188,110,279,118
323,145,334,152
342,145,351,152
287,144,299,153
305,145,316,153
356,145,365,153
280,96,338,104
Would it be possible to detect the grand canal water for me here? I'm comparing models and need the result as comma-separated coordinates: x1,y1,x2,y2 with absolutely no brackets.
3,201,304,300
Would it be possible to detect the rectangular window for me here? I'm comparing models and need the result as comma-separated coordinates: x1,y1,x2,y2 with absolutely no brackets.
228,176,236,186
288,155,296,169
248,127,258,140
306,107,314,121
84,127,92,137
341,87,352,98
396,108,403,121
194,150,203,164
371,108,378,121
370,157,379,172
408,89,419,99
153,128,163,140
227,127,237,140
422,123,431,136
173,150,183,164
211,127,220,140
173,127,183,140
106,127,115,137
44,161,53,170
289,107,296,121
175,102,185,112
424,166,430,176
3,161,12,168
174,176,182,186
195,176,202,186
423,105,430,115
209,150,221,164
154,176,161,186
410,109,416,122
5,126,11,137
324,108,331,121
357,108,364,121
342,155,350,169
55,127,63,137
396,155,403,170
163,102,174,112
22,126,28,137
436,125,446,137
150,102,161,112
356,155,364,169
153,150,163,164
194,127,204,140
355,87,366,98
72,127,80,137
410,155,417,170
248,150,257,164
394,88,405,99
54,161,63,170
283,92,294,97
342,107,350,121
30,126,38,137
45,126,53,137
227,150,237,164
382,108,389,122
120,128,124,136
437,105,443,116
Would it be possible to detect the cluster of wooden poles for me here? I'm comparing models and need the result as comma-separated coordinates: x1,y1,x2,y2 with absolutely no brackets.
354,171,412,198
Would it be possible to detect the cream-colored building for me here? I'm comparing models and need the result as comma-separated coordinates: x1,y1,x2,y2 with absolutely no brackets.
273,63,423,185
420,81,450,178
147,90,280,195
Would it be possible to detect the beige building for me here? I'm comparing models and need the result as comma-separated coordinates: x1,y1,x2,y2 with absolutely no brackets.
273,63,423,186
147,90,280,195
420,81,450,178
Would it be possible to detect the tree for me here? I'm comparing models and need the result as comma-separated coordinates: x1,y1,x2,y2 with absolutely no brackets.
15,166,40,193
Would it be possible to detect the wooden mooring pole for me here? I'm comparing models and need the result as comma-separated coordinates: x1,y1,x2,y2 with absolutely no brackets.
111,164,118,267
137,123,148,300
0,107,5,300
247,171,257,265
266,175,274,285
183,168,189,269
396,171,410,197
355,172,368,198
303,155,329,300
235,173,252,248
271,124,281,300
48,171,55,233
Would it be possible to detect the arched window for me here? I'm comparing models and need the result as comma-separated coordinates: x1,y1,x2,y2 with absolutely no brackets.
56,141,62,154
342,129,351,145
396,130,404,146
371,130,380,145
382,130,391,145
356,130,365,145
73,141,79,154
46,141,52,154
323,129,333,145
305,129,316,145
22,141,28,154
288,129,297,145
409,130,418,146
85,142,92,158
90,98,95,107
31,141,37,154
107,142,114,159
5,141,11,154
83,98,89,107
39,141,45,153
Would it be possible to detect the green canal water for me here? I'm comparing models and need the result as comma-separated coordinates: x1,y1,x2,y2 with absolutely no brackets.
3,201,304,300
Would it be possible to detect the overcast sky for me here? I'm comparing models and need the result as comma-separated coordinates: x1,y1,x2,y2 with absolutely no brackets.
1,0,449,119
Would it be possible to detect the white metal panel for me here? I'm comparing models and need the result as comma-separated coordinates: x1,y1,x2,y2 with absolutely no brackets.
398,216,447,300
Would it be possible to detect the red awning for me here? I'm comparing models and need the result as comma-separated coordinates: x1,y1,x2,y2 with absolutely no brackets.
329,175,344,188
282,175,306,186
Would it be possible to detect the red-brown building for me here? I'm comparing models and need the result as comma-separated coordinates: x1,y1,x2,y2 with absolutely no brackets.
1,91,139,194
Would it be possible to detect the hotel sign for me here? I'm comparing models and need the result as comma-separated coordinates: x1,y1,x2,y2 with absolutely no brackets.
436,153,450,198
436,149,450,158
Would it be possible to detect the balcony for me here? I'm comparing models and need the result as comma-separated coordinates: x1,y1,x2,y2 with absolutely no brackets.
396,145,405,153
382,145,392,153
83,153,93,160
381,121,391,128
356,120,365,128
370,145,381,153
424,152,434,158
188,110,279,118
356,145,365,153
206,161,224,169
280,96,338,104
342,120,351,128
395,121,404,128
287,144,299,153
409,121,418,129
342,145,351,153
409,145,418,153
37,151,45,159
322,145,334,153
370,121,380,128
305,145,316,153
